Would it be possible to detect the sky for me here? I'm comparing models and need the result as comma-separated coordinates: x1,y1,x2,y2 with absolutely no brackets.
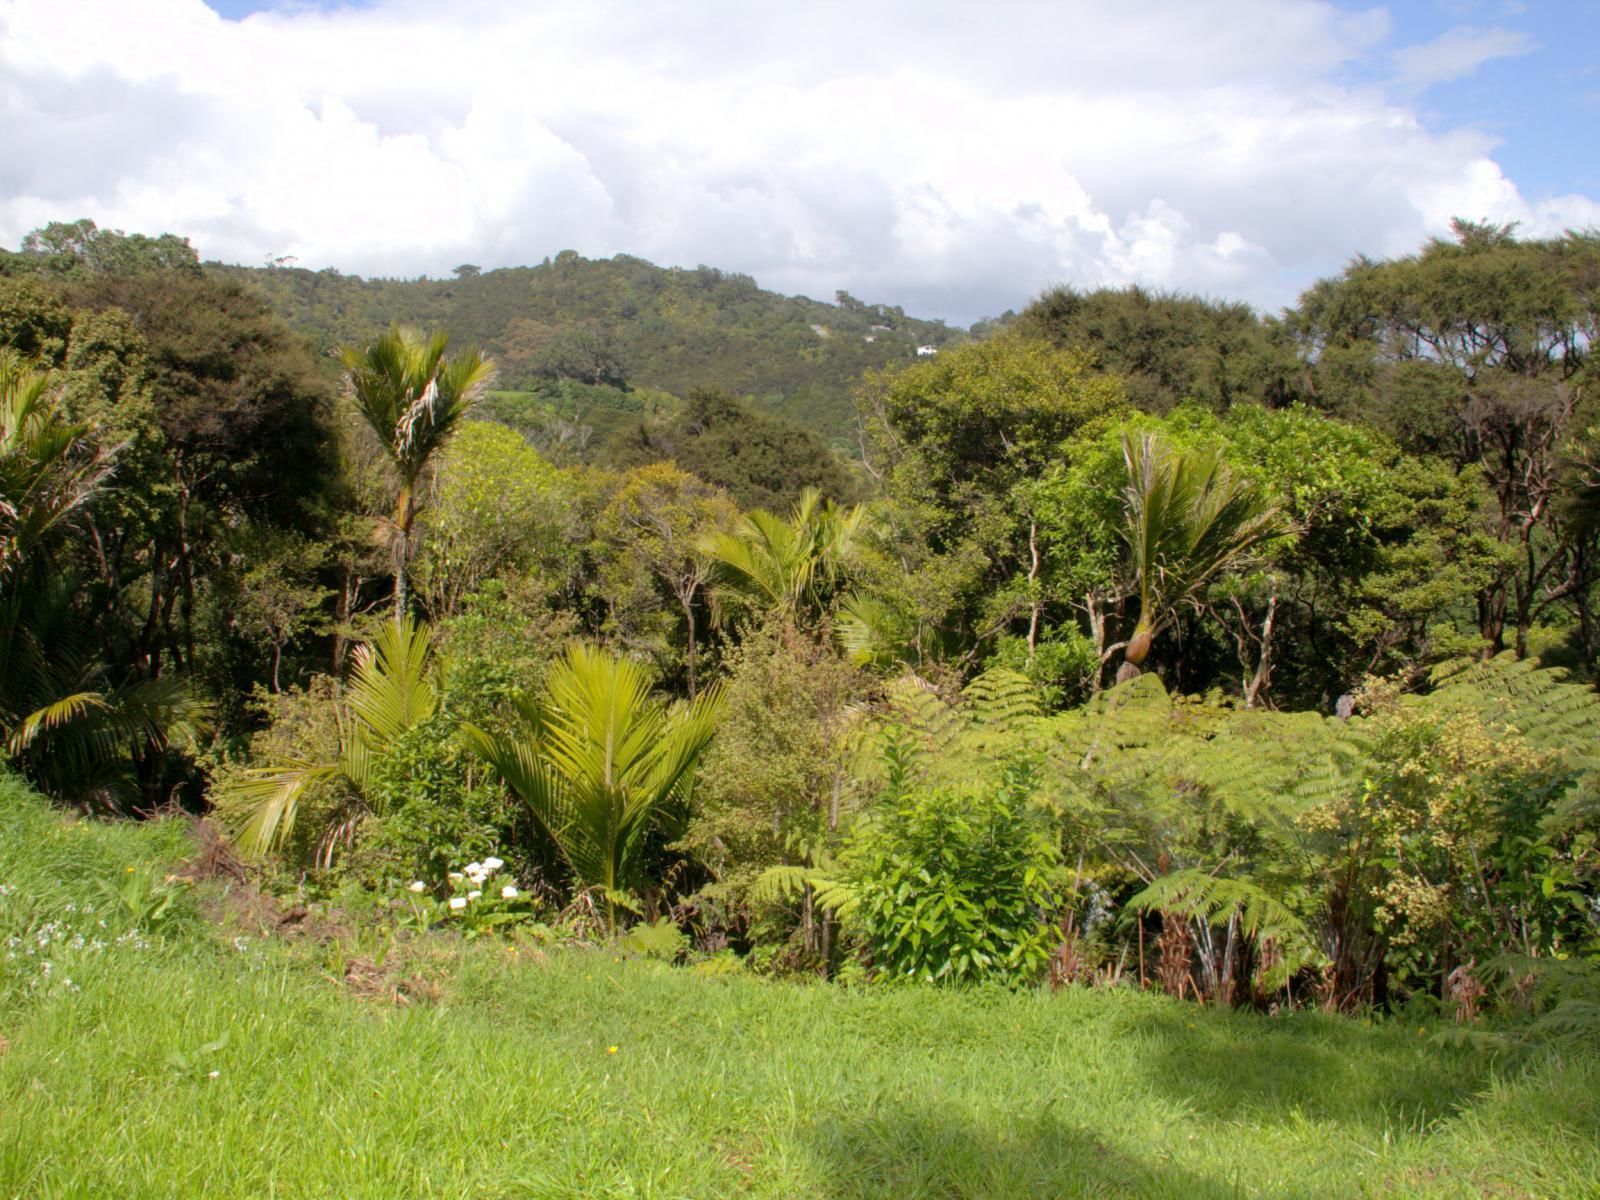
2,0,1596,327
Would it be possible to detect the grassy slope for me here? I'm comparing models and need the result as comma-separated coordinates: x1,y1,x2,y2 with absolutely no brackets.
1,776,1596,1199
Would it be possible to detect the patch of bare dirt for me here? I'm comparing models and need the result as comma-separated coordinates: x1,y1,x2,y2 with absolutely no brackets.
178,819,462,1008
341,956,442,1007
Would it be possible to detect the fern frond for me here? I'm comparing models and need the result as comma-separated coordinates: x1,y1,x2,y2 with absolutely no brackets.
1428,652,1600,757
1048,671,1173,770
1128,868,1319,966
961,668,1042,731
882,671,961,750
749,864,859,918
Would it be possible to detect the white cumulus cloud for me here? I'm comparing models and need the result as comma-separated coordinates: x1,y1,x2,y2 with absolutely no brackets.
0,0,1594,325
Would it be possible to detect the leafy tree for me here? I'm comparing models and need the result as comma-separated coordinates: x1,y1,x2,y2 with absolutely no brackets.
856,333,1126,502
595,463,739,696
602,387,860,511
0,276,73,365
852,334,1127,664
1292,222,1600,660
463,643,724,922
340,325,494,619
232,528,333,693
1029,405,1500,704
1016,283,1303,413
64,268,335,707
8,218,201,278
412,420,577,619
530,325,627,388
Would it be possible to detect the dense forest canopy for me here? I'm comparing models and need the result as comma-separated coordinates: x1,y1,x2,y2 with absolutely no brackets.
203,249,965,445
2,216,1599,1040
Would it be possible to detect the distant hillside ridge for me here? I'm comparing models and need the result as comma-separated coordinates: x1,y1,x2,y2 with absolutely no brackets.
209,252,967,442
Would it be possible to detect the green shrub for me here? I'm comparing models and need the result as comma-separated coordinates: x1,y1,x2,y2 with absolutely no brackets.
355,715,509,886
847,758,1061,986
985,628,1099,710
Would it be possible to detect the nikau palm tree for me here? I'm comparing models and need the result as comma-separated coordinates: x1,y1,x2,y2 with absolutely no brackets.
1119,433,1288,670
0,355,115,589
229,615,437,860
340,326,494,619
463,644,723,922
700,487,864,624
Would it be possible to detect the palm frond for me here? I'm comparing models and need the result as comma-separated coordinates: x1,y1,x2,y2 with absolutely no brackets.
339,325,494,490
464,644,724,899
702,487,866,622
6,692,108,754
232,760,347,857
1118,432,1289,660
346,615,438,744
224,619,436,859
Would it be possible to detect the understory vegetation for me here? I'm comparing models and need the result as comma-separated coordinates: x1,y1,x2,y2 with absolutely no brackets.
2,216,1600,1194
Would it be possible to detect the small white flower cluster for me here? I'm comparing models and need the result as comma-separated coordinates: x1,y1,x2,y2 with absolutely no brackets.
414,856,520,913
2,916,150,998
5,920,150,962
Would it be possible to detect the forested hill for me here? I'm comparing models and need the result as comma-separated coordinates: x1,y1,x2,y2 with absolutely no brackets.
208,252,966,440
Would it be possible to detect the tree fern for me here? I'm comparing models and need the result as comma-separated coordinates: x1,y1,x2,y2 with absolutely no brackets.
1049,672,1174,770
748,863,860,918
961,668,1043,730
1128,868,1320,970
1428,652,1600,758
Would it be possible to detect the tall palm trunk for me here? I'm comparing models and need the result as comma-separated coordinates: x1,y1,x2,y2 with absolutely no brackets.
393,485,413,621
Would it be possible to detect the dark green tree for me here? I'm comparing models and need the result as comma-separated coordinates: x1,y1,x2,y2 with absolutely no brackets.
1292,222,1600,660
1016,284,1303,413
603,387,860,511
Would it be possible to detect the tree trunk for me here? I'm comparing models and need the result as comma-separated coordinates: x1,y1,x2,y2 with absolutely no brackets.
680,588,697,699
1236,579,1278,709
174,463,198,671
393,486,411,621
1025,519,1041,667
334,564,358,672
1086,592,1107,693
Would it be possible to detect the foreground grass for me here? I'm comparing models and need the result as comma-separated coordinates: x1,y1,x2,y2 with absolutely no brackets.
1,779,1597,1198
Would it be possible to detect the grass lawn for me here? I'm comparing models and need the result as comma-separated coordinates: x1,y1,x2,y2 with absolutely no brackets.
2,778,1596,1199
